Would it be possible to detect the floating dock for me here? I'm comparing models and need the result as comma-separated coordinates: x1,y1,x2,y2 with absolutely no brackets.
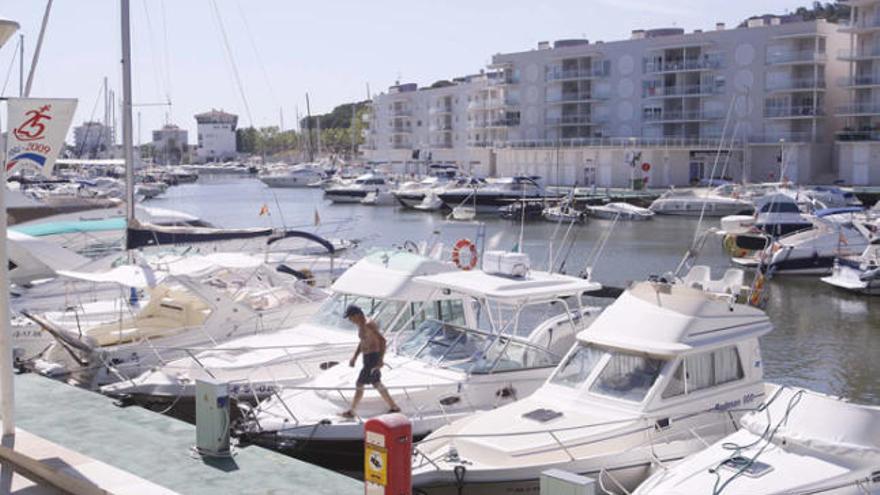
9,373,361,494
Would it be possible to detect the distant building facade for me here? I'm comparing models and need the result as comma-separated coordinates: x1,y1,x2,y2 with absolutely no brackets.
151,124,188,165
73,121,115,158
365,16,860,186
195,109,237,163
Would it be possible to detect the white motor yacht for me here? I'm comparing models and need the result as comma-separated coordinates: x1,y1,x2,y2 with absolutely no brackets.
241,252,602,468
587,202,654,221
324,173,392,203
634,386,880,495
438,176,550,214
411,266,774,494
259,163,324,188
720,192,813,238
733,209,870,275
543,203,586,223
21,252,327,389
649,186,754,217
821,235,880,295
101,250,457,410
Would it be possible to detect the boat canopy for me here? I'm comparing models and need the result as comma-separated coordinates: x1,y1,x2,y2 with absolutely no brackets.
414,270,601,304
579,281,772,356
330,250,455,301
12,218,126,237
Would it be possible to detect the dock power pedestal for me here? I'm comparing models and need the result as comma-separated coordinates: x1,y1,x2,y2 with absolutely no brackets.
195,378,230,457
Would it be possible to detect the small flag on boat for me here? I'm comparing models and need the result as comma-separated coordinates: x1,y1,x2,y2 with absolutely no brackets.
259,204,269,216
314,208,321,226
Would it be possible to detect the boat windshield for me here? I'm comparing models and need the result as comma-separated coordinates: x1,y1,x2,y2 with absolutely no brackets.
395,319,559,373
550,344,667,403
308,293,403,333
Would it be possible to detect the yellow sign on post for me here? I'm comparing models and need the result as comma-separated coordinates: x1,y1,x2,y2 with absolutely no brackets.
365,444,388,486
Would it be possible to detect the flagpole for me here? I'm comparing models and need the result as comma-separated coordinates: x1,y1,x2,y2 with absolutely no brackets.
0,19,22,438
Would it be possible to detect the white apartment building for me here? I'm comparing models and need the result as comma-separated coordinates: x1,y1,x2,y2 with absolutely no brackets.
836,0,880,184
365,16,854,186
195,109,238,163
73,121,115,158
151,124,188,165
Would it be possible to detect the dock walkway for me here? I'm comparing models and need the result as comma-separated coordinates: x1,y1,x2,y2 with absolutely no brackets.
9,373,361,494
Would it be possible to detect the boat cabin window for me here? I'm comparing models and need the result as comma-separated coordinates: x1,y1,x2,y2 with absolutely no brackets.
397,300,467,333
589,352,666,402
550,345,604,388
758,201,800,214
394,320,559,373
308,294,403,332
661,346,744,399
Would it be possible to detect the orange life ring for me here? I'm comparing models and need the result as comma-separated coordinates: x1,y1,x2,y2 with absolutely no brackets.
451,238,478,271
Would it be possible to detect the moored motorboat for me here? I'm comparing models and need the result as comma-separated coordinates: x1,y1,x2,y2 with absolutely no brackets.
411,266,772,494
587,202,654,221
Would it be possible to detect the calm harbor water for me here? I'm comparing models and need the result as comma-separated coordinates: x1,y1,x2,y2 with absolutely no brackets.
149,176,880,405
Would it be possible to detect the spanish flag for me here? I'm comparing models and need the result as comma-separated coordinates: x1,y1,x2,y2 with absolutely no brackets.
259,204,269,216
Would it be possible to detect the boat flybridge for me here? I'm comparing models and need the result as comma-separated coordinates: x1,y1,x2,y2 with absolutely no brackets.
634,386,880,495
392,164,462,209
20,252,327,389
324,173,392,203
411,266,774,495
649,186,754,217
100,250,458,408
240,251,603,467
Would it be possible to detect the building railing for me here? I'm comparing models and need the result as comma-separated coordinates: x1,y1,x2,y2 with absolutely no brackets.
838,74,880,87
766,50,826,64
429,123,453,132
546,67,610,81
836,129,880,141
429,105,454,114
391,142,412,149
838,47,880,60
643,109,723,122
497,136,743,149
643,84,721,97
545,114,611,125
489,74,520,85
468,118,520,129
546,92,609,103
836,103,880,115
748,131,815,143
644,57,721,74
765,78,825,91
839,17,880,31
391,125,412,133
391,108,412,117
467,98,518,110
764,105,824,118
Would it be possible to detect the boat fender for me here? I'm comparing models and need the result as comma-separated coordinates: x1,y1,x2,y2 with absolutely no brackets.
451,239,478,271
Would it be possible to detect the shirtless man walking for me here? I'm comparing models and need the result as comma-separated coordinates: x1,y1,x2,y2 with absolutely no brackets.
341,305,400,418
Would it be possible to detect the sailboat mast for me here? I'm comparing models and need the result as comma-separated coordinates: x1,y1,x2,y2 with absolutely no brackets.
121,0,135,227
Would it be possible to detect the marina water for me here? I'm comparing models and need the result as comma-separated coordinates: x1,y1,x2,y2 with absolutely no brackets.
150,176,880,405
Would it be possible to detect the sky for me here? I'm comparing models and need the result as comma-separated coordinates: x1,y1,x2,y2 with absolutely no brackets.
0,0,813,145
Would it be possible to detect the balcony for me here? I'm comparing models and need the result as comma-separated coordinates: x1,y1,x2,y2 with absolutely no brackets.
391,124,412,133
838,47,880,61
489,74,520,85
766,50,826,65
467,97,517,111
391,142,412,150
430,138,454,148
764,105,824,119
839,74,880,87
429,122,453,132
748,131,815,143
643,84,721,98
839,16,880,33
836,103,880,116
469,117,520,129
765,78,826,92
546,67,609,82
546,92,608,103
391,108,412,117
429,104,454,115
642,109,723,122
545,114,600,126
644,57,721,74
836,129,880,141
